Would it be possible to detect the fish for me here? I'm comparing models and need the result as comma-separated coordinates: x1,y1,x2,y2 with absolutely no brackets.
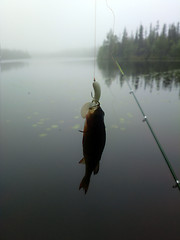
79,105,106,194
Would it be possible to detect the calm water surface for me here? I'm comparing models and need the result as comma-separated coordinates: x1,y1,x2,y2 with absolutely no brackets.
0,58,180,240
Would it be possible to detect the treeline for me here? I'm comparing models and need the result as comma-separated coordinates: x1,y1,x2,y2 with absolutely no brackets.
98,22,180,62
1,49,31,60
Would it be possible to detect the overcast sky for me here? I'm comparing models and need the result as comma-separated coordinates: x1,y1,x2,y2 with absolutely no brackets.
1,0,180,52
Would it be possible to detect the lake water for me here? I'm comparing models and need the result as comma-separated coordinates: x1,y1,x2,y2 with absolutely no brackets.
1,58,180,240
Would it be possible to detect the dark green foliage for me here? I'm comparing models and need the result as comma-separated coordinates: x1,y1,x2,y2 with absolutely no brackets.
1,49,30,60
98,29,119,60
98,22,180,62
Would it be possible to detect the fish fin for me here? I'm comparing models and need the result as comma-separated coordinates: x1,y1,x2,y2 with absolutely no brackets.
81,102,91,118
78,130,88,134
79,158,85,164
78,130,84,133
79,176,90,194
94,163,99,175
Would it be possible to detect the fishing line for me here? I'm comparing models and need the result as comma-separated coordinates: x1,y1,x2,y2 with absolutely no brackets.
105,0,115,35
93,0,97,81
105,2,180,191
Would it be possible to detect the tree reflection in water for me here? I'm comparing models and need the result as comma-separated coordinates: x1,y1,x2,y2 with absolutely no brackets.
98,59,180,96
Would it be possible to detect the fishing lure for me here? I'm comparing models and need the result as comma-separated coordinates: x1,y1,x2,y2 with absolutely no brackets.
81,80,101,119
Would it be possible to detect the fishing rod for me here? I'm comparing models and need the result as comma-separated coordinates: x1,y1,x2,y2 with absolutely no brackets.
113,58,180,192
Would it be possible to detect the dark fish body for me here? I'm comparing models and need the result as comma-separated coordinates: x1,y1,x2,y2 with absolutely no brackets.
79,106,106,194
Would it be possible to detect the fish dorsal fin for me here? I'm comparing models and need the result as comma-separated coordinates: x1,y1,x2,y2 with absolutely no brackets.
81,102,91,118
79,158,85,164
80,102,98,119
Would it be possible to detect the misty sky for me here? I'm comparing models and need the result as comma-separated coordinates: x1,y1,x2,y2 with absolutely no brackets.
1,0,180,52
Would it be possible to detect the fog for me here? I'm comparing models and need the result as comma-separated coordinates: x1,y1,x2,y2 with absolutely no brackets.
1,0,180,53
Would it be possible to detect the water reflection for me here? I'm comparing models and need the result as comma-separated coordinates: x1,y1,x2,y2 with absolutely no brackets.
128,70,180,95
0,60,29,72
98,60,180,93
79,106,106,194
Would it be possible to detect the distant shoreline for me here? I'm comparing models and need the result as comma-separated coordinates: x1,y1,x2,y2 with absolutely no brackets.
1,49,31,60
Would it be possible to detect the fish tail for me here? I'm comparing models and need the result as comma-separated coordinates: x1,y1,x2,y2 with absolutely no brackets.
79,175,90,194
94,162,99,175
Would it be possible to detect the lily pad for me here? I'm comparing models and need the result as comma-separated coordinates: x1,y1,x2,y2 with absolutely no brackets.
111,124,119,129
51,125,59,129
119,118,125,123
72,124,80,130
33,112,39,115
37,121,44,125
127,113,133,118
39,133,48,138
